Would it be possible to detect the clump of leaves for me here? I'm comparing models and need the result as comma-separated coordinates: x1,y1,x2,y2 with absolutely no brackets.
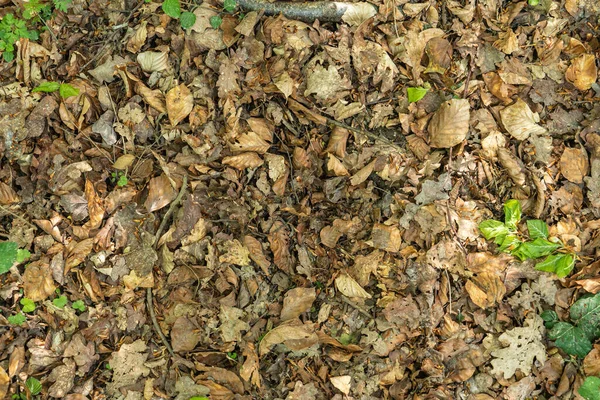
541,292,600,358
162,0,197,29
111,171,129,187
8,312,26,326
579,376,600,400
72,299,86,312
210,0,237,29
479,199,576,278
33,81,80,99
0,14,39,62
0,241,31,274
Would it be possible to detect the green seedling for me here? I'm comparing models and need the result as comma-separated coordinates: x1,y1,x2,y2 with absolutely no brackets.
20,298,36,313
72,300,86,312
53,295,68,308
32,81,80,99
8,312,26,326
478,199,577,278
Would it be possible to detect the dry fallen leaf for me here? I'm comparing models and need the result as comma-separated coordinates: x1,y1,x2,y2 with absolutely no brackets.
0,367,8,399
500,98,547,140
0,181,20,205
565,54,597,91
370,223,401,252
23,261,56,302
335,272,372,299
137,51,168,73
330,375,352,395
222,152,264,170
280,287,316,321
465,272,506,309
258,319,318,356
428,99,470,148
113,154,136,170
166,84,194,126
144,173,176,213
560,147,589,184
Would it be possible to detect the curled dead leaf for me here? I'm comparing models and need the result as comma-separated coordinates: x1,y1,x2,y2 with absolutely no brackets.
144,173,176,213
280,287,316,321
428,99,470,148
566,54,597,91
335,272,372,299
0,182,20,205
327,153,349,176
166,84,194,126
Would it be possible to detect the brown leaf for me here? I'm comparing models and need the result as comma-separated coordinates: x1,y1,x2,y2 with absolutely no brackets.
280,287,316,321
268,221,293,273
135,82,166,113
0,181,20,205
144,173,176,213
239,343,262,389
560,147,589,184
330,376,351,395
465,272,506,309
0,367,8,399
218,239,250,266
370,223,401,252
222,152,264,169
500,98,547,140
335,272,372,299
243,235,271,274
23,261,56,302
566,54,597,91
83,179,104,230
230,131,271,154
113,154,136,170
326,127,349,158
428,99,470,148
8,346,24,377
583,345,600,376
258,319,318,356
166,84,194,126
65,238,94,274
171,317,200,352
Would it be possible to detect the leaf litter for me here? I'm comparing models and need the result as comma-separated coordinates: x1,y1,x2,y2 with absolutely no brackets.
0,0,600,398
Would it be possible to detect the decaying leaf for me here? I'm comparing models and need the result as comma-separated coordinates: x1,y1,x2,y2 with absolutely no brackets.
465,272,506,309
500,98,547,140
137,51,168,73
369,223,401,252
23,261,56,302
258,319,318,356
428,99,470,148
222,152,264,169
166,84,194,126
335,272,372,299
565,54,597,91
280,287,316,321
560,147,589,184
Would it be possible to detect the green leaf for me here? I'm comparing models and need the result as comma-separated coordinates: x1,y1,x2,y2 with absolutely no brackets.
16,248,31,263
59,83,79,99
162,0,181,18
497,234,521,253
223,0,236,12
478,220,508,240
528,0,540,5
189,397,210,400
548,321,592,358
540,310,558,329
2,50,14,62
503,199,521,230
407,86,428,103
8,312,26,326
20,298,36,313
26,377,42,395
526,219,548,239
209,15,222,29
53,295,68,308
180,11,196,29
117,174,128,187
515,238,561,259
72,299,86,312
0,241,18,274
570,292,600,341
32,81,60,93
579,376,600,400
536,253,575,278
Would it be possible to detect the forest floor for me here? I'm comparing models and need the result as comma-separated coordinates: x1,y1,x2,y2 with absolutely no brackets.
1,0,600,398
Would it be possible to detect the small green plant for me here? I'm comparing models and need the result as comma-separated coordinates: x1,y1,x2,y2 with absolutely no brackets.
407,83,430,103
528,0,540,5
541,292,600,358
53,295,68,308
0,14,39,62
0,241,31,274
162,0,197,29
111,171,128,187
26,377,42,395
8,312,26,326
32,81,80,99
189,397,210,400
209,0,237,29
478,199,577,278
72,299,86,312
20,298,36,313
579,376,600,400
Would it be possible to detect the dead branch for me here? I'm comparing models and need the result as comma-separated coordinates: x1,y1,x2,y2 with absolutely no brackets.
233,0,375,23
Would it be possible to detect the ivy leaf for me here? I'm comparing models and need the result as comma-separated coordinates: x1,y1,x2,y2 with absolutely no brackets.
210,15,223,29
547,321,592,358
20,298,36,313
570,292,600,340
59,83,79,99
180,11,196,29
407,86,428,103
223,0,237,12
0,241,18,274
513,238,561,260
162,0,181,18
579,376,600,400
526,219,548,239
26,377,42,395
503,199,521,230
8,312,26,326
478,220,508,240
53,295,68,308
536,253,575,278
32,81,60,93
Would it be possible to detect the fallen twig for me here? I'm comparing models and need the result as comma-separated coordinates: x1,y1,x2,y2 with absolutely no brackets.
232,0,376,23
147,174,188,358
